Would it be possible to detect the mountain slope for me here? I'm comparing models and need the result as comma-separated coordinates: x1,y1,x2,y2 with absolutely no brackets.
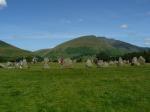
44,35,148,58
0,40,32,58
34,49,51,57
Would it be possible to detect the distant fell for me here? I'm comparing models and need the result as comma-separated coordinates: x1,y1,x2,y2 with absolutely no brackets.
42,35,148,58
0,40,32,59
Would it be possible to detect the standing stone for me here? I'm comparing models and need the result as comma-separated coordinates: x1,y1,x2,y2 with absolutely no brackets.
6,62,13,67
85,59,93,68
0,63,6,68
32,57,38,64
138,56,146,65
58,57,64,65
132,57,140,66
114,60,118,64
97,60,104,67
19,60,23,69
124,60,130,64
22,59,28,68
102,62,109,67
118,57,124,66
109,61,114,65
63,58,73,68
14,62,22,69
44,57,50,69
6,62,14,68
15,62,19,69
93,58,99,66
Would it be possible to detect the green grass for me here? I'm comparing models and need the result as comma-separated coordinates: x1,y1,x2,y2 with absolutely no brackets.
0,64,150,112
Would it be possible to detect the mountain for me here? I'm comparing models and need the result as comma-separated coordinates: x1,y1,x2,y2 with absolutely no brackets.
42,35,148,58
1,35,149,61
0,40,32,60
34,49,51,57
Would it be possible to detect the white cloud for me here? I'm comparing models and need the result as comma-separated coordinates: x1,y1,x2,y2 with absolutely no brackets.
144,38,150,45
120,24,128,29
0,0,7,9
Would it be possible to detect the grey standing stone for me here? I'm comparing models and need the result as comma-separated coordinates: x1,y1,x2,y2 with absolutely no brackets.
85,59,93,68
97,60,104,67
22,59,28,68
44,57,50,69
132,57,140,66
32,57,38,64
138,56,146,65
63,58,73,68
118,57,124,66
109,61,114,65
102,62,109,67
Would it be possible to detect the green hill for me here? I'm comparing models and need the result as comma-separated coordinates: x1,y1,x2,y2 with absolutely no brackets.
1,35,149,60
34,49,52,57
43,35,148,58
0,40,32,60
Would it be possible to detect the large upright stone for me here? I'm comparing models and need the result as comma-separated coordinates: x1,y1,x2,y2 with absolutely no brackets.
85,59,93,68
97,60,104,67
44,57,50,69
123,60,130,64
15,61,23,69
138,56,146,65
109,61,114,65
97,60,109,68
58,58,64,65
6,62,13,67
102,62,109,67
22,59,28,68
118,57,124,66
63,58,73,68
114,60,118,64
132,57,140,66
32,57,38,64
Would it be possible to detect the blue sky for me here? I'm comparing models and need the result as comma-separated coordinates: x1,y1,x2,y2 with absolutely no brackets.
0,0,150,51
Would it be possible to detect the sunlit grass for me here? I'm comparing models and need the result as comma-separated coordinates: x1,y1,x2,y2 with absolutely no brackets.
0,64,149,112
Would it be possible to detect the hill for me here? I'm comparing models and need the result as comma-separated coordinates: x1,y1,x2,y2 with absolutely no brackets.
42,35,148,58
0,40,32,61
34,49,51,57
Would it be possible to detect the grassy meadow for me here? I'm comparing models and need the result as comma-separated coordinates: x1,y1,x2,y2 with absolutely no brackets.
0,63,150,112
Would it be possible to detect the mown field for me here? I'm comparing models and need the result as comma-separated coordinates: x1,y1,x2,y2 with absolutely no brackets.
0,63,150,112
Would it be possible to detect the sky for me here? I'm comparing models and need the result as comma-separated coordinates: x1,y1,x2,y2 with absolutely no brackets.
0,0,150,51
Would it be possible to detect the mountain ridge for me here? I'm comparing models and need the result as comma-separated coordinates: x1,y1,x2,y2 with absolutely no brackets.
41,35,148,58
0,40,32,58
0,35,149,60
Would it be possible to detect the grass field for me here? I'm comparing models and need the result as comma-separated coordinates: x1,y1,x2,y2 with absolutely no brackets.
0,63,150,112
